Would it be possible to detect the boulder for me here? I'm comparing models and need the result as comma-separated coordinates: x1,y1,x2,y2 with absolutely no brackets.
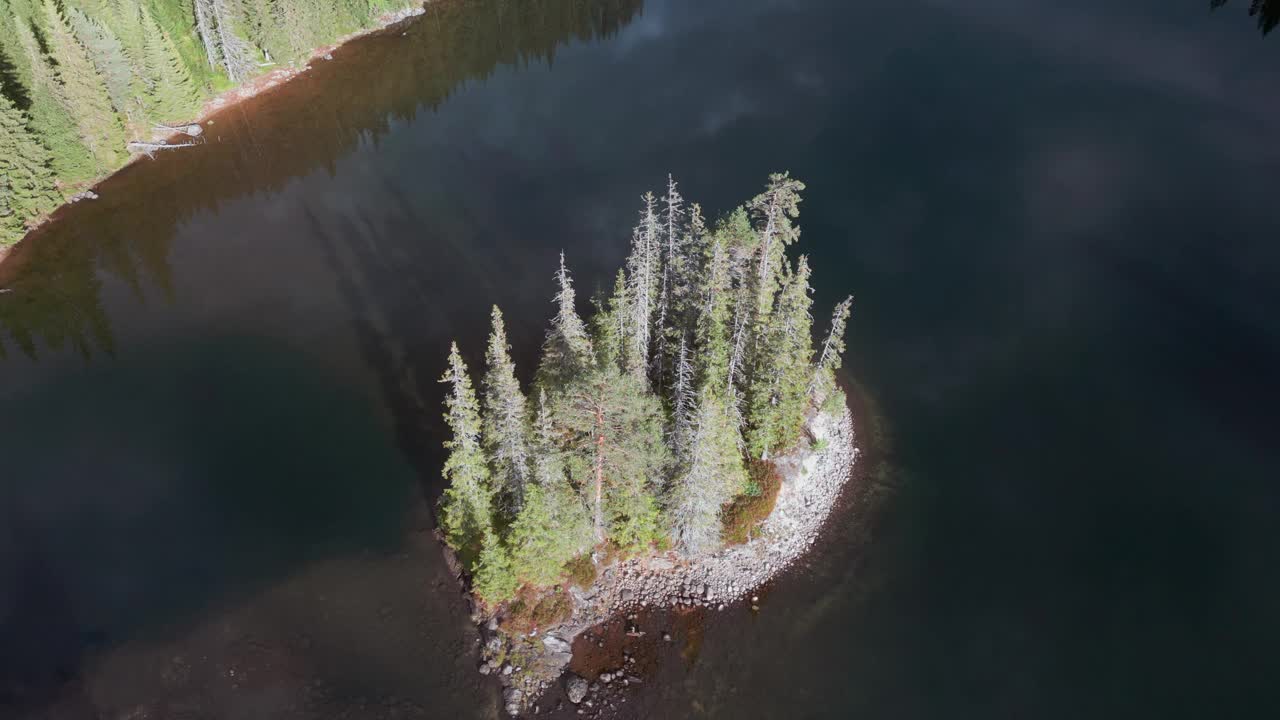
566,675,589,704
543,634,572,655
503,688,522,715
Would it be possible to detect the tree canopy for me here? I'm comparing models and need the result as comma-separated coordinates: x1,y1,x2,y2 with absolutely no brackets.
437,175,854,605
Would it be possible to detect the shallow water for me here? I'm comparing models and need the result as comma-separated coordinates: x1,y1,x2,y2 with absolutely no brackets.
2,0,1278,717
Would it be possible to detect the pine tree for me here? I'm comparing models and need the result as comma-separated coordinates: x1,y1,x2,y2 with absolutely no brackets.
139,7,200,122
42,0,126,170
472,529,517,604
482,306,531,514
15,19,95,181
667,388,746,554
552,364,669,548
0,85,60,244
536,252,594,389
438,342,495,561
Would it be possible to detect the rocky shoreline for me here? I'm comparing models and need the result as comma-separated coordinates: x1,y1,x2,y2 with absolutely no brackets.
460,405,858,716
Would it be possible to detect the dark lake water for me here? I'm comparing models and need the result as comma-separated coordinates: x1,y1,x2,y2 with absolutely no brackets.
3,0,1278,717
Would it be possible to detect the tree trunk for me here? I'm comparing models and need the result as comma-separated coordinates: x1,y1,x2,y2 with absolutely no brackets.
192,0,219,70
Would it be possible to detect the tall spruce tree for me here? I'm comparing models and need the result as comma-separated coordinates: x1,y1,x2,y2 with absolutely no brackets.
0,84,60,244
623,192,660,382
15,19,95,181
552,363,669,548
667,388,746,554
746,255,814,459
139,6,200,122
472,528,517,604
438,342,495,561
669,335,696,459
536,252,594,389
747,172,806,326
653,174,685,385
482,306,532,514
811,295,853,402
509,394,592,585
42,0,126,170
65,7,132,123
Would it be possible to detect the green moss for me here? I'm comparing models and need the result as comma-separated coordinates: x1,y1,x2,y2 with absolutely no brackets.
564,553,597,589
721,460,783,545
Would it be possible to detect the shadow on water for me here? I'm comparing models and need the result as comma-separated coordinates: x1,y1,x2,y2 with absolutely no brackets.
0,337,415,707
0,0,644,712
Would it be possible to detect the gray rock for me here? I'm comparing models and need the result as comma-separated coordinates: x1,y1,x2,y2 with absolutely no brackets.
566,675,589,704
649,558,675,571
503,687,522,715
543,634,572,655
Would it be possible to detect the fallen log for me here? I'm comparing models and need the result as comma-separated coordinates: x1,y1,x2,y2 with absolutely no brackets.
127,140,201,158
152,122,203,137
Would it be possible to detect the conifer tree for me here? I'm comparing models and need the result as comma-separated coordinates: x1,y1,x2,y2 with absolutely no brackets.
66,6,132,121
811,295,853,402
747,172,806,325
536,252,594,389
669,335,695,459
15,19,95,181
139,7,200,121
0,85,60,244
553,364,669,547
695,232,734,391
747,256,814,459
482,306,531,514
438,173,849,591
42,0,126,170
510,395,593,585
438,342,495,559
206,0,257,82
653,174,685,383
623,192,660,382
472,529,517,604
591,268,629,371
667,388,746,554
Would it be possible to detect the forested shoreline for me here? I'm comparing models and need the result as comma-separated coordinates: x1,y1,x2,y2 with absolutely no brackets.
0,0,418,246
437,174,854,607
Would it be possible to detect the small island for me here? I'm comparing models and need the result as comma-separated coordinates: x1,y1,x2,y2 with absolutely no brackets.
435,174,857,715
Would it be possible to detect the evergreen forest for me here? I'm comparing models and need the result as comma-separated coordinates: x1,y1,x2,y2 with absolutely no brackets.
0,0,417,246
438,174,854,604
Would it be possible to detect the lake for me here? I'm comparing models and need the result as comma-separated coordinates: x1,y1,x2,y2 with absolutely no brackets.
2,0,1278,717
